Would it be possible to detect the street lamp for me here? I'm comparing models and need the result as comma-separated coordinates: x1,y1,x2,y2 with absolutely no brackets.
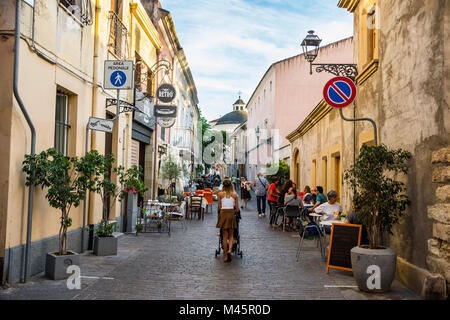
301,30,358,81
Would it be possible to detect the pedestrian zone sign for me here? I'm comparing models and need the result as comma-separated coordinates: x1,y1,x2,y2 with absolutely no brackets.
104,60,134,90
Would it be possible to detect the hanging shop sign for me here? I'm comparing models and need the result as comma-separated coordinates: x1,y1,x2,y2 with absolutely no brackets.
323,76,357,109
104,60,134,90
156,83,176,103
87,117,114,133
157,117,176,128
154,105,177,118
134,90,156,129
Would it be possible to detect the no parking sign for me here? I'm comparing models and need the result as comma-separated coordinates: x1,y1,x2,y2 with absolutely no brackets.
323,77,357,109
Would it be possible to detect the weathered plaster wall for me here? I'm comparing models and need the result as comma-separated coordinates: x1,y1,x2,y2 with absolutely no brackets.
353,0,450,269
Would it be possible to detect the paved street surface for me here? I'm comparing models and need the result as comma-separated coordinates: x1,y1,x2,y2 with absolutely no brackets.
0,194,419,300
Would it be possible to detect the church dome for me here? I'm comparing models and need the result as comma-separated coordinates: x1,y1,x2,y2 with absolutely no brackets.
215,110,248,125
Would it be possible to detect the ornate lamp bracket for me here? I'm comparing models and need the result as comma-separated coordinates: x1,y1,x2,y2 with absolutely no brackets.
310,63,358,81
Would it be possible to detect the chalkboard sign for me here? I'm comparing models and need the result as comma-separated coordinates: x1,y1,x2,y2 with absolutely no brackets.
326,223,362,273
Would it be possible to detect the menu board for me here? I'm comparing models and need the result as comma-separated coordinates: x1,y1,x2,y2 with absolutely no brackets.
326,223,362,273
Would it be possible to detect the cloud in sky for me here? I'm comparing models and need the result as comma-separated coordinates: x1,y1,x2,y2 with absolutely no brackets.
161,0,353,121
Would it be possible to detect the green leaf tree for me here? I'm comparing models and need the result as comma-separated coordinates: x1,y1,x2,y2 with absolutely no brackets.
266,160,290,186
161,154,182,195
22,148,97,255
87,151,147,237
344,144,412,249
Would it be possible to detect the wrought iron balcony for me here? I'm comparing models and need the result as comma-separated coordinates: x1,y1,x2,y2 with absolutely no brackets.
108,11,129,59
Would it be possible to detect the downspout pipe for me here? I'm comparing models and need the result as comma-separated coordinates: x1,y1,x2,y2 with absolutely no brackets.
14,0,37,283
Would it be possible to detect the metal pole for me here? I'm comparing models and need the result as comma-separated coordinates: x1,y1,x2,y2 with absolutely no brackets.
81,124,89,253
339,106,378,146
14,0,37,283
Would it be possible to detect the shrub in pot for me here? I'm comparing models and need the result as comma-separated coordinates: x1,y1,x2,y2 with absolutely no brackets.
23,148,97,280
88,152,147,255
344,144,411,293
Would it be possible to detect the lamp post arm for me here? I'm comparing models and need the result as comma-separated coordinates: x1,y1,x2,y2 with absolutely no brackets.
310,63,358,81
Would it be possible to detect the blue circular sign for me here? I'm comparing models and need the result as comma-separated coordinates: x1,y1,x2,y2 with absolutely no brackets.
110,70,126,87
323,77,357,109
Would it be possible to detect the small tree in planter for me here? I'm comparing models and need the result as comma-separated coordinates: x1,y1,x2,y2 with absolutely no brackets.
344,144,411,292
161,154,182,196
88,151,147,255
22,148,97,279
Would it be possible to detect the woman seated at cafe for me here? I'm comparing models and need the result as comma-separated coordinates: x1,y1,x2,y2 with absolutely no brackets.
313,190,342,234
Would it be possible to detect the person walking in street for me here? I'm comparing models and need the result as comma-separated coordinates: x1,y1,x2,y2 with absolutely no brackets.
216,180,239,263
240,177,252,209
254,172,269,218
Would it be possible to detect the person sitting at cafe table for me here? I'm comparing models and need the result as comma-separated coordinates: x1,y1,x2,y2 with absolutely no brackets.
307,186,327,213
313,190,342,234
303,186,314,204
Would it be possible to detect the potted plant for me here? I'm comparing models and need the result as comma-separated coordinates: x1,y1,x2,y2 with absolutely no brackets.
344,144,411,292
161,154,182,196
22,148,97,280
88,152,147,256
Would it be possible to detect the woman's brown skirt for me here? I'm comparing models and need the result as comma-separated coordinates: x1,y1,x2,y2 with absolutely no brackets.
216,209,237,229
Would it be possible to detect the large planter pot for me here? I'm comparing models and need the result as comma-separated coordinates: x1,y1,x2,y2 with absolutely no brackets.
351,246,397,293
93,236,118,256
45,251,80,280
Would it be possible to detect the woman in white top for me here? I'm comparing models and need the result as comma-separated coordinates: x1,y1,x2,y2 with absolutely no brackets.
217,180,239,263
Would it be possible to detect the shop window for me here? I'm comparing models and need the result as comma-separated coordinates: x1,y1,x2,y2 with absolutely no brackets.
54,92,71,156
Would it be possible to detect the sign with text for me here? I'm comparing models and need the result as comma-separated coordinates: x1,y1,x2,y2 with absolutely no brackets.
87,117,114,133
156,83,176,103
157,117,176,128
154,105,177,118
326,223,362,273
104,60,134,90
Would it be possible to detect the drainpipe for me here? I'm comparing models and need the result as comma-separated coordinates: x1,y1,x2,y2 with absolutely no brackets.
14,0,37,283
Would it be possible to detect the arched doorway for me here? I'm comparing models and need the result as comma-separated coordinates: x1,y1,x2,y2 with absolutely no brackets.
293,149,300,187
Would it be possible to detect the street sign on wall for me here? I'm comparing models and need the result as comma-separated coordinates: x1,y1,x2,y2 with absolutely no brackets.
154,105,177,118
104,60,134,90
323,76,357,109
88,117,114,133
156,84,176,103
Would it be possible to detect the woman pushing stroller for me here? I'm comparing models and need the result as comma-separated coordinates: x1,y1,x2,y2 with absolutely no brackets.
216,179,239,263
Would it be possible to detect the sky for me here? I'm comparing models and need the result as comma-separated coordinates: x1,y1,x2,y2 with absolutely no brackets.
161,0,353,121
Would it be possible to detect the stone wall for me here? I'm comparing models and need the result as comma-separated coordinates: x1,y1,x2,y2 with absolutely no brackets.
427,147,450,297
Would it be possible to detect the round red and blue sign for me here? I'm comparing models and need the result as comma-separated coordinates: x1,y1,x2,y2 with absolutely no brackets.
323,76,357,109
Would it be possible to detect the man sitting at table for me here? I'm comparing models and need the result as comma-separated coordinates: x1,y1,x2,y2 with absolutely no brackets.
313,190,342,234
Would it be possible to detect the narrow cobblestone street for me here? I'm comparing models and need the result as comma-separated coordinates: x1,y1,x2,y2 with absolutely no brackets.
0,195,418,300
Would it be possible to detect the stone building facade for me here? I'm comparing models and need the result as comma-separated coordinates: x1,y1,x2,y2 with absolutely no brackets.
288,0,449,298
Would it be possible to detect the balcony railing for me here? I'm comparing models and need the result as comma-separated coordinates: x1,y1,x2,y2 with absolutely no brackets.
108,11,129,59
60,0,93,25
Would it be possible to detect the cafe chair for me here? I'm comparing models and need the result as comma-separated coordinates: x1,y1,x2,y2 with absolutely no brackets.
168,201,186,231
188,195,204,220
203,192,213,213
296,223,326,262
282,206,302,232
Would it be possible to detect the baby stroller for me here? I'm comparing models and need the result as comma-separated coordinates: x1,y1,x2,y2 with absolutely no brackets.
215,210,243,258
